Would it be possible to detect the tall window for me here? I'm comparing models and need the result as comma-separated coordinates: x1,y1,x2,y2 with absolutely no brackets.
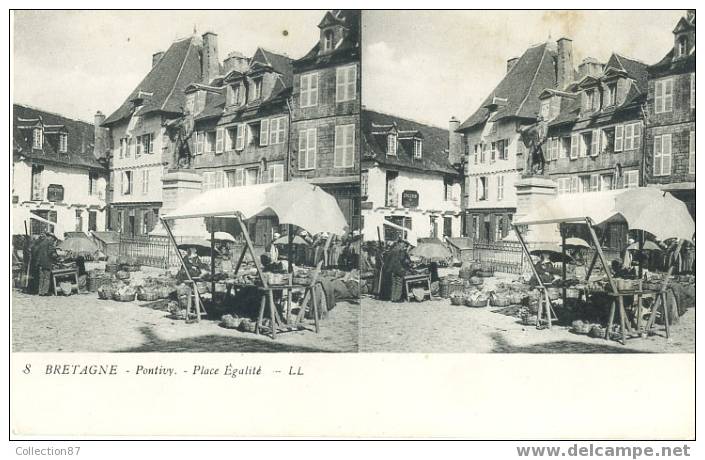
605,82,617,107
623,170,639,189
476,177,487,201
689,130,695,174
269,164,284,183
570,134,579,159
678,36,688,57
336,65,357,102
195,132,205,154
413,139,423,158
141,169,150,195
300,73,319,108
298,128,317,170
361,171,369,198
334,124,355,168
215,128,225,153
33,128,43,149
495,215,504,241
653,134,672,177
251,78,262,101
497,175,504,201
323,30,334,51
205,131,216,153
387,134,397,156
269,117,287,145
235,125,245,151
59,133,68,153
119,138,127,158
122,171,133,195
655,78,674,114
623,123,641,151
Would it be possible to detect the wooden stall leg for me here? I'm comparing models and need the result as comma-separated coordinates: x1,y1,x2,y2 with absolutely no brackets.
256,294,266,335
663,292,670,339
545,290,552,329
636,294,643,335
606,300,616,341
618,296,627,344
268,290,277,340
311,284,320,334
535,290,544,330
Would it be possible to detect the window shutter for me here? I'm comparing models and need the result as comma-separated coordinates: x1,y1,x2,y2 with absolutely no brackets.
664,79,673,112
662,134,672,176
346,125,354,168
310,73,319,106
270,118,278,145
260,119,269,146
149,133,155,153
570,134,579,159
235,169,244,187
590,174,599,192
654,135,663,176
236,124,245,151
347,65,357,101
307,129,317,169
215,128,224,153
591,130,600,156
475,178,479,202
655,81,663,113
334,125,344,168
632,123,641,150
298,131,309,169
615,125,624,152
336,67,345,102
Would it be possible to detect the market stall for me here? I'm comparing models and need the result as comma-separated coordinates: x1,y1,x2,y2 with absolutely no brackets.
160,181,349,339
512,188,694,343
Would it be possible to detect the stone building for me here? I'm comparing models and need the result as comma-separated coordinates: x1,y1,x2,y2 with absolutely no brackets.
290,10,361,230
361,109,463,244
644,10,696,219
102,33,208,236
457,40,569,243
12,104,109,236
543,52,648,195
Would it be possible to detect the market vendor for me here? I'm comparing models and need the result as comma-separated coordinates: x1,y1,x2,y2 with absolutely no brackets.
180,247,209,279
530,253,560,286
379,238,412,301
34,232,58,296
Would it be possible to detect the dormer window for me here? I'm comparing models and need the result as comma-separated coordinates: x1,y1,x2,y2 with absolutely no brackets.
185,93,195,114
414,139,423,158
59,133,68,153
387,134,397,156
228,83,243,106
604,82,617,107
33,128,43,149
585,89,599,112
539,99,550,120
323,30,334,52
251,78,262,101
678,36,688,57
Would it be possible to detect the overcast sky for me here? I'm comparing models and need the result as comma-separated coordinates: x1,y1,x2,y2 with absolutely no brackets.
12,10,325,122
363,10,686,128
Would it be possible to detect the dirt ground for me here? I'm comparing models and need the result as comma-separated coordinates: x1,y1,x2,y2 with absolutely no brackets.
359,296,695,353
12,289,359,353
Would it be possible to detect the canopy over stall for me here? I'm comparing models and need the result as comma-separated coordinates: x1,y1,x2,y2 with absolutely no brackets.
512,188,694,340
160,182,348,333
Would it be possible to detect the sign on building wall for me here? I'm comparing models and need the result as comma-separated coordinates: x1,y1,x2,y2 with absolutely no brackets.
401,190,419,208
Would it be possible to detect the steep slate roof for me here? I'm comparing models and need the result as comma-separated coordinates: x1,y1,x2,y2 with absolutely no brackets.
609,53,648,93
362,109,458,176
457,42,557,132
295,10,360,69
103,36,203,126
13,104,105,170
256,48,294,88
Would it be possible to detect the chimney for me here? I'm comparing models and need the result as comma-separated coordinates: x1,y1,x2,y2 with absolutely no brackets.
577,57,604,79
448,116,463,165
223,51,249,74
556,37,574,90
506,57,519,73
93,111,108,160
152,51,164,67
201,32,219,84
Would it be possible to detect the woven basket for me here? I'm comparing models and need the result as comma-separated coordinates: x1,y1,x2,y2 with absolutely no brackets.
97,286,115,300
465,297,488,308
490,296,512,307
588,325,606,338
469,276,483,286
137,290,161,302
450,294,465,306
113,292,137,302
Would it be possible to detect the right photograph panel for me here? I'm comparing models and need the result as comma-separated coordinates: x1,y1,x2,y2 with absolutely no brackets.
359,10,695,353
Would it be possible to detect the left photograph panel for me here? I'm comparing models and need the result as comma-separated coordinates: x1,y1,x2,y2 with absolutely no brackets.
11,10,362,353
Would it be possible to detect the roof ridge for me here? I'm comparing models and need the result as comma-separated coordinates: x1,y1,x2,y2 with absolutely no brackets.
516,43,548,117
13,103,95,126
161,37,195,112
363,107,447,131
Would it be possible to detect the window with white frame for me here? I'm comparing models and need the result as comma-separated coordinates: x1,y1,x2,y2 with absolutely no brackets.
323,30,334,51
251,78,262,101
623,170,639,188
579,132,592,157
336,65,357,103
560,137,570,159
570,176,580,194
226,127,237,151
689,130,695,174
601,174,613,191
195,132,205,154
119,138,127,159
361,171,369,197
557,177,570,194
653,134,672,176
269,117,287,145
473,144,479,165
298,128,317,170
413,138,423,158
387,134,397,156
590,129,601,156
334,124,355,168
623,123,641,151
691,73,695,109
33,128,43,149
226,169,244,187
205,131,216,153
122,170,133,195
579,175,590,193
59,133,68,153
497,174,504,201
655,78,674,114
605,82,617,107
141,169,150,195
300,73,319,108
590,174,600,192
269,164,284,183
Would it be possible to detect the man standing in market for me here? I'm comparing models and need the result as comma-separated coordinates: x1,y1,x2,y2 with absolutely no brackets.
35,232,58,295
